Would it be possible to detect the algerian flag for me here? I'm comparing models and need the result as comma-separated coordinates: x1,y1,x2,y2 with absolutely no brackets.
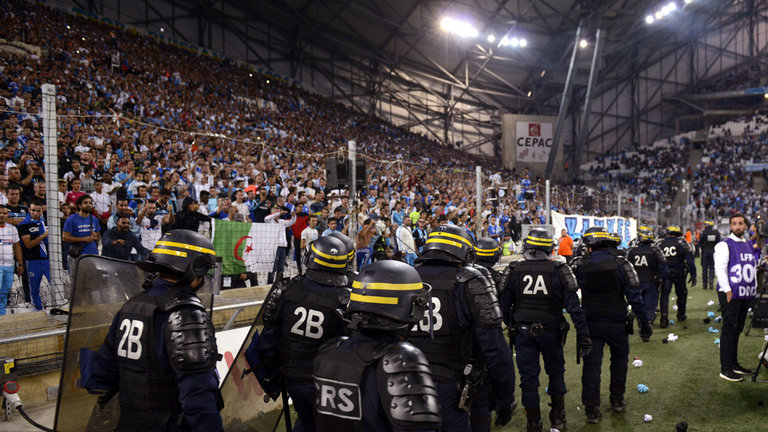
212,219,283,274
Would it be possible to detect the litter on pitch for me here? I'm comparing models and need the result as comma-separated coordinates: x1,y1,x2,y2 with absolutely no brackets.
707,300,715,306
667,333,679,341
707,311,715,318
638,384,649,393
644,414,653,422
714,338,720,344
673,305,679,311
669,319,676,325
633,358,644,367
708,327,720,333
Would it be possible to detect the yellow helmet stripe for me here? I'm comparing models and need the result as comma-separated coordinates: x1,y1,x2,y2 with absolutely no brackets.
526,239,552,247
349,292,399,305
428,231,472,246
351,281,422,291
475,247,499,253
426,238,465,248
311,244,347,261
313,258,347,268
527,236,551,243
152,248,187,258
156,241,215,256
475,251,497,256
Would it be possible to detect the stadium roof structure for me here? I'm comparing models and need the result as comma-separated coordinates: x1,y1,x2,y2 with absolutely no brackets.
82,0,768,161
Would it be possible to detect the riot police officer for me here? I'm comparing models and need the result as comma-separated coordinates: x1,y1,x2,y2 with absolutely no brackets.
313,260,441,432
409,224,517,431
499,229,592,432
252,235,351,432
627,226,669,333
572,227,651,424
698,221,721,290
474,237,502,286
80,230,222,431
328,231,358,282
470,236,503,432
658,226,696,326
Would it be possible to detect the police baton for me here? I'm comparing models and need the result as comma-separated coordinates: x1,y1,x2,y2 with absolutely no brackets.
281,385,293,432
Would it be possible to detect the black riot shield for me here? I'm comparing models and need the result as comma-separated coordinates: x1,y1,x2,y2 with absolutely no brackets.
219,296,283,431
54,255,147,432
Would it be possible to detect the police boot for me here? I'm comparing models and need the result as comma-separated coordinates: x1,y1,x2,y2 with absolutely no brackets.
525,405,543,432
660,313,669,328
549,395,566,430
585,405,602,424
610,395,626,413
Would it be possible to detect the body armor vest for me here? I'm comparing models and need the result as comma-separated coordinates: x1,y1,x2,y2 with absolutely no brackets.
659,238,686,269
279,280,349,381
114,292,184,430
409,267,471,380
511,260,562,325
627,245,659,284
699,229,720,252
579,258,626,319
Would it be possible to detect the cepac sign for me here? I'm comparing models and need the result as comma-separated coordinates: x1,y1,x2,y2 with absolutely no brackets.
516,121,553,163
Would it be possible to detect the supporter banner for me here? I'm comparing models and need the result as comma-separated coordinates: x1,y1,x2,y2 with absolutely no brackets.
516,121,553,163
213,220,282,274
551,211,638,248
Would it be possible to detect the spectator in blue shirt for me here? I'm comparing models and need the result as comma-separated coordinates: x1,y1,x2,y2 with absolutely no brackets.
488,216,502,243
63,195,101,264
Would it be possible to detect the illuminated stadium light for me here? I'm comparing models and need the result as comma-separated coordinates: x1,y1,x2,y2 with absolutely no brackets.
655,11,663,19
498,35,527,48
645,15,655,24
440,17,478,38
579,39,588,48
527,90,532,97
519,38,528,47
487,34,495,43
684,0,692,3
764,93,768,99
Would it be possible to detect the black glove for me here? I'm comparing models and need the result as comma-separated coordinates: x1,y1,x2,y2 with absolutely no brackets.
577,333,593,359
494,399,516,426
688,275,697,286
640,320,653,342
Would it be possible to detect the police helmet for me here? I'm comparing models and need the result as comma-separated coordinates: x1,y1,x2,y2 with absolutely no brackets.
666,225,683,237
138,229,217,285
704,221,714,227
582,226,614,247
347,260,431,331
474,237,501,264
524,228,553,253
327,231,356,267
304,235,350,286
637,225,655,243
610,232,622,246
418,224,475,264
758,221,768,238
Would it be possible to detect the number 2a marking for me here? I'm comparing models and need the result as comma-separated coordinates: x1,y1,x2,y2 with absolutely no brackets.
522,275,548,295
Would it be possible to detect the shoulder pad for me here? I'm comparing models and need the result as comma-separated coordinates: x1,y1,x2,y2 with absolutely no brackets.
456,265,483,283
497,263,514,296
617,256,640,286
318,336,349,355
377,342,441,430
554,260,578,292
471,263,494,282
262,277,296,325
570,256,583,269
165,306,218,374
462,267,503,327
161,291,204,312
652,246,666,262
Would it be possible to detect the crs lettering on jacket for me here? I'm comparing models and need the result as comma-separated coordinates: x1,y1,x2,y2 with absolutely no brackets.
314,376,362,420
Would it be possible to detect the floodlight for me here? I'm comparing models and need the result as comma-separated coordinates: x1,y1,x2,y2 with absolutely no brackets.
510,37,519,47
519,38,528,47
160,27,165,32
540,69,546,77
655,11,663,19
527,90,532,97
488,34,495,43
645,15,654,24
764,93,768,99
579,39,588,48
684,0,692,3
441,17,454,31
667,2,677,11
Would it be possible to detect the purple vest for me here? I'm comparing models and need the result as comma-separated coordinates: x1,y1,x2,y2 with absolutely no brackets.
725,238,757,300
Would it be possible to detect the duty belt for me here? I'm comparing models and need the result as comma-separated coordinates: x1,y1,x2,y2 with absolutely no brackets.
517,323,559,336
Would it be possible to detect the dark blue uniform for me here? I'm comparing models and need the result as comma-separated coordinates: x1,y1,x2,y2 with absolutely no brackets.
410,262,516,432
253,276,348,432
499,251,588,417
80,279,223,432
573,249,646,408
698,228,720,290
627,243,668,323
313,333,440,432
658,237,695,320
469,263,500,432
